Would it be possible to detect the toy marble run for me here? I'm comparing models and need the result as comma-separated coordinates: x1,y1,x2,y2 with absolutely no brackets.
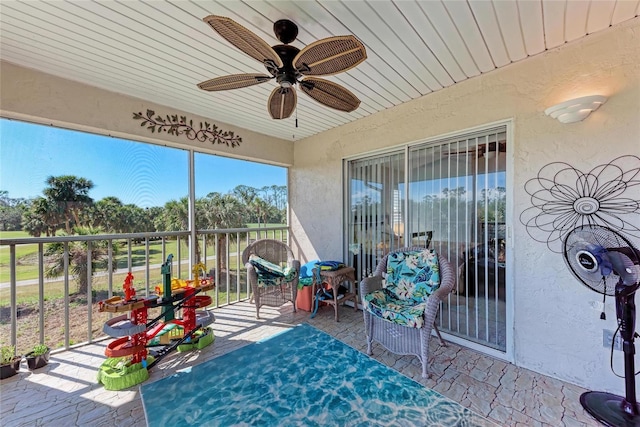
97,255,215,391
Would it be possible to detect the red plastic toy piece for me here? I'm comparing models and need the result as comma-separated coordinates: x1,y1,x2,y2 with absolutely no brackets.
123,272,136,302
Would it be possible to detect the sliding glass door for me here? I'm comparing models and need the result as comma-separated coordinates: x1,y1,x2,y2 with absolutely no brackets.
346,125,509,352
409,127,507,351
346,152,405,280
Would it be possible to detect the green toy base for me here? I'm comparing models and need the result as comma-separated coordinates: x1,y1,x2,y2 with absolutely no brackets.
177,328,215,352
97,356,155,391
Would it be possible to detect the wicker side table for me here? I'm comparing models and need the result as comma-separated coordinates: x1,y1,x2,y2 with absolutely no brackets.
312,266,358,322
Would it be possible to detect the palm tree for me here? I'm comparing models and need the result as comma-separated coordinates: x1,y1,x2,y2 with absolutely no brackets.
145,206,163,232
160,197,189,231
43,175,94,234
121,204,154,234
22,210,48,237
22,197,62,237
251,197,271,228
45,226,114,295
203,193,247,229
202,192,248,271
90,196,124,232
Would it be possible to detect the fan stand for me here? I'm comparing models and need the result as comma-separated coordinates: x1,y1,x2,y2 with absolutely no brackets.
580,283,640,426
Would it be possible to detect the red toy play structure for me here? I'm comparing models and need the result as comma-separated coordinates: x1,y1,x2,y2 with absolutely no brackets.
97,255,215,390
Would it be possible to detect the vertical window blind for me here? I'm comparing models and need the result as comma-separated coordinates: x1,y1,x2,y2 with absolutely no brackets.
347,125,507,351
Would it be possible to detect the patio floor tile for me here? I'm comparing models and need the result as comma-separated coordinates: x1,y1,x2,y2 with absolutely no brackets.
0,301,602,426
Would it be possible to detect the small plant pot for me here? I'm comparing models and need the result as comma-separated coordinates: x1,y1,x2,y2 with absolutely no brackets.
0,357,21,379
26,350,50,370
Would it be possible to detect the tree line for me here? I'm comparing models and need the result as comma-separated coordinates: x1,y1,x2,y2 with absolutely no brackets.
0,175,287,235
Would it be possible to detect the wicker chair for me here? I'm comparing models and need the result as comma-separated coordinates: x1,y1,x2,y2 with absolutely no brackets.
242,239,300,319
359,246,455,378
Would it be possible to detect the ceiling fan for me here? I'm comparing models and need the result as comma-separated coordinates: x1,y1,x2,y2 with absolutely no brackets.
198,16,367,120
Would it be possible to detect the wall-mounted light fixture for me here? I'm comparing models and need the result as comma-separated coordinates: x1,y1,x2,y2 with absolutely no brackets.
544,95,607,124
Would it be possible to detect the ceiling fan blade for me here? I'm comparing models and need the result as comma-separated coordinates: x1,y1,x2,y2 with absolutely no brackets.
294,36,367,76
299,77,360,112
203,15,283,68
198,74,273,91
268,87,297,119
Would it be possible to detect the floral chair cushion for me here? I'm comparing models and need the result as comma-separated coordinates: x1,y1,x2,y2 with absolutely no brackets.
363,290,427,328
385,249,440,304
249,254,297,287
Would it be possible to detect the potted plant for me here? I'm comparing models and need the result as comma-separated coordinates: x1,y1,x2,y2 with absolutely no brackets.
25,344,50,370
0,345,21,379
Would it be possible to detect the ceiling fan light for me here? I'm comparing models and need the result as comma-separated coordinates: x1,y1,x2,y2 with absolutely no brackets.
276,71,297,88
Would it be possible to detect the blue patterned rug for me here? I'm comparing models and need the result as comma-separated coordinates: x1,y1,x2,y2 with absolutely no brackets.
141,323,495,426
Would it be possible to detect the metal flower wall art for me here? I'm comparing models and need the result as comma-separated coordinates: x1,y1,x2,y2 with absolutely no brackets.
520,155,640,253
133,110,242,147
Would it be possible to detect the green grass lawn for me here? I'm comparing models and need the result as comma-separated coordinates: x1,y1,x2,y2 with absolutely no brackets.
0,225,285,306
0,235,191,283
0,227,277,351
0,265,249,306
0,231,40,283
0,225,286,283
0,231,38,257
0,231,33,239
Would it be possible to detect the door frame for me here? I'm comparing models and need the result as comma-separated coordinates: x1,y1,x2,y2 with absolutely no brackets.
343,119,515,362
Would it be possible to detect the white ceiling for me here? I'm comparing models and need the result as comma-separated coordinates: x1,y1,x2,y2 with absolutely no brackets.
1,0,638,142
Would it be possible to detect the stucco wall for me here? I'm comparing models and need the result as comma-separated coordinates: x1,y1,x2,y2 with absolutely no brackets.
291,19,640,394
0,61,293,166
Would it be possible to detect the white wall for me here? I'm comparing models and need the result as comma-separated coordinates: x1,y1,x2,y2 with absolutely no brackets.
0,61,293,167
291,19,640,393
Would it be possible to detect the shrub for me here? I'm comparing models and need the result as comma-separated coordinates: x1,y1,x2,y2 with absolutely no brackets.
31,344,49,356
1,345,16,365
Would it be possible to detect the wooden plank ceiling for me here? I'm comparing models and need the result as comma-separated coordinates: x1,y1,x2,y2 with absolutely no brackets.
1,0,638,141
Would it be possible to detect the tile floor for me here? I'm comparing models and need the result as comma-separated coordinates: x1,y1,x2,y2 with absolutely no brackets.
0,301,602,426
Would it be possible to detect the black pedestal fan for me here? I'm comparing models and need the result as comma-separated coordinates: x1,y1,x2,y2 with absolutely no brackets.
564,225,640,426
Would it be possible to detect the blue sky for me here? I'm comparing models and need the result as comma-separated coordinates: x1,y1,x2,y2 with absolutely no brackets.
0,118,286,208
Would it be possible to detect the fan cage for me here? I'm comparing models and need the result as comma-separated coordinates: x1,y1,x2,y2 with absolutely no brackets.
563,225,640,296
